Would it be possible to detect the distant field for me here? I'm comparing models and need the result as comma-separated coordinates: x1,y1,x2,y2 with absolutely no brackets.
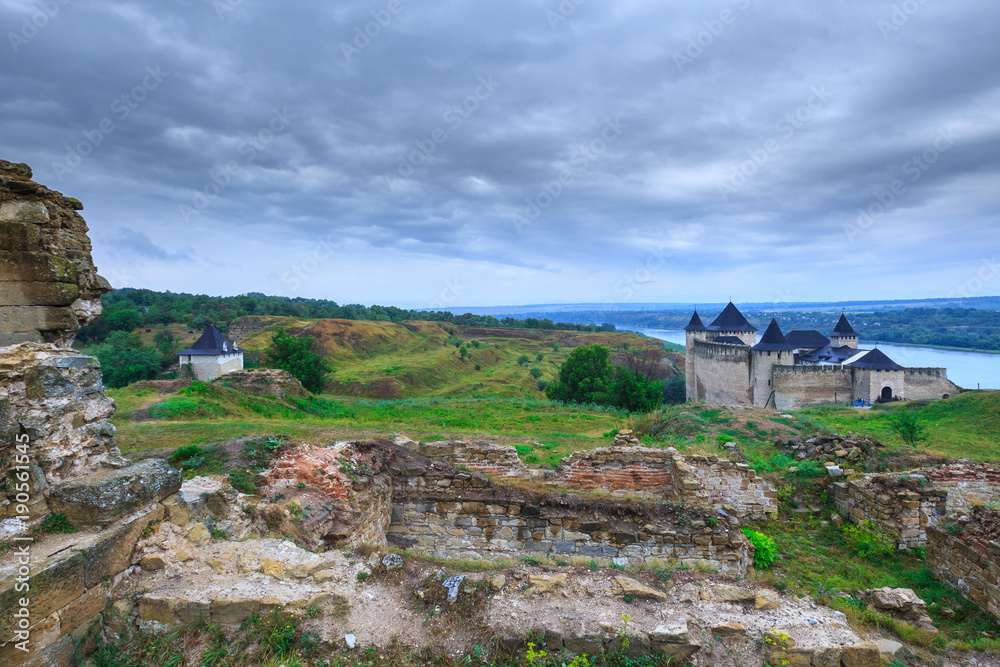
109,381,626,466
232,317,679,400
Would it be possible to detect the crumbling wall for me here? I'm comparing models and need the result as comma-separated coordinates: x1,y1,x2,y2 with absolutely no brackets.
832,478,947,549
416,440,529,478
384,447,752,576
0,159,110,347
553,447,777,520
926,511,1000,621
923,463,1000,513
904,367,962,399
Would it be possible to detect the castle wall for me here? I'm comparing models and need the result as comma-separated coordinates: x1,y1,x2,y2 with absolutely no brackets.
904,368,962,399
771,365,853,410
853,368,904,403
751,349,793,408
923,463,1000,513
690,340,751,405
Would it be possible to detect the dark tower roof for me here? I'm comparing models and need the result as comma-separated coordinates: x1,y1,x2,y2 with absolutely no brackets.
178,324,241,356
708,302,757,332
831,314,857,337
786,330,830,350
752,319,795,352
847,347,905,370
684,310,708,332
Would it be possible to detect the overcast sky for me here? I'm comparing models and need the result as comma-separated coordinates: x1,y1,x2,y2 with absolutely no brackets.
2,0,999,308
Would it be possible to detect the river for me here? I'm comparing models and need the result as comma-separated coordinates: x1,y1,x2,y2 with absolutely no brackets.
638,329,1000,391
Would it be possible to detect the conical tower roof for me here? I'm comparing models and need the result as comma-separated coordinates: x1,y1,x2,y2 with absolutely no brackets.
831,313,857,336
752,318,794,351
684,310,708,332
178,324,240,356
708,302,757,332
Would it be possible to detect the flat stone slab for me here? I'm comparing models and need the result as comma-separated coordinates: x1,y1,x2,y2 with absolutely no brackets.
48,458,180,526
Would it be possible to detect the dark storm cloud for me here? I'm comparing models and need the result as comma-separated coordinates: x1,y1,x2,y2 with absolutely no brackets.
2,0,999,306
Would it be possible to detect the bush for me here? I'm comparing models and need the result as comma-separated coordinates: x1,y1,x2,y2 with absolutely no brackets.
529,368,543,379
264,328,331,393
170,444,204,464
842,521,896,560
791,460,827,478
887,409,928,446
743,529,777,569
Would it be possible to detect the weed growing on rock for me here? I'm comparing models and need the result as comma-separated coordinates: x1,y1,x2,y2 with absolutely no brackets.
39,513,76,534
743,529,777,569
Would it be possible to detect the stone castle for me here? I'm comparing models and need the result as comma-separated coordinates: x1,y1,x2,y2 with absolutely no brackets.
684,302,961,410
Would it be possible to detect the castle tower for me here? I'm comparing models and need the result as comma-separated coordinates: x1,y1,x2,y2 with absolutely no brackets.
707,302,758,346
830,313,859,349
684,310,708,402
751,318,794,407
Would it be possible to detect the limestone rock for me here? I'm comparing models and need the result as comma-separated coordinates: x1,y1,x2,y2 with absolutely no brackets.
711,584,755,603
382,553,403,570
206,557,225,571
648,618,688,644
489,575,506,591
873,638,902,660
755,589,780,610
186,523,211,547
840,643,881,667
313,569,339,583
47,458,181,526
528,573,567,594
711,622,746,637
613,575,667,601
161,493,193,527
175,547,195,562
139,555,167,571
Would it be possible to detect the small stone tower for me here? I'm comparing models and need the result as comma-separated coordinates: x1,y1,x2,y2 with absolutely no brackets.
684,310,709,401
751,318,794,407
830,313,859,349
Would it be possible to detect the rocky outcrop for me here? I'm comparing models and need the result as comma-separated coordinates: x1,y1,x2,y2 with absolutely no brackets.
213,368,308,400
0,159,110,347
47,458,180,526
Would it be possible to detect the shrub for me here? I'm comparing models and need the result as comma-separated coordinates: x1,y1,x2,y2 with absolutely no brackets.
356,571,370,582
264,328,331,393
842,521,896,560
517,354,530,366
170,444,204,466
529,368,542,379
791,460,826,478
887,409,928,446
39,513,76,534
229,470,256,494
743,529,777,569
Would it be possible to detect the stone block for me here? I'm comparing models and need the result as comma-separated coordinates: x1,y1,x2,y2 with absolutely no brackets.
161,493,193,527
0,549,84,641
0,305,77,335
47,459,181,526
83,504,163,588
0,280,77,309
139,597,177,624
174,599,210,624
0,613,60,667
57,582,108,636
840,644,880,667
0,220,42,251
0,201,49,224
212,598,260,625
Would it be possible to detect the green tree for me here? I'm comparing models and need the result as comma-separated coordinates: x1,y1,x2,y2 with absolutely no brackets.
517,354,530,366
94,331,161,388
545,344,615,405
529,368,543,380
536,353,544,362
264,328,331,393
887,409,928,446
459,345,469,361
662,376,687,405
606,367,663,413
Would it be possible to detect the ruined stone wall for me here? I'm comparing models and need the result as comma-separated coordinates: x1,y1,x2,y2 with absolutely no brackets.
904,368,962,399
0,160,109,347
553,447,777,520
772,365,853,411
415,440,528,478
690,340,751,405
227,316,269,343
383,447,752,575
555,447,675,499
832,479,947,549
927,525,1000,622
923,463,1000,513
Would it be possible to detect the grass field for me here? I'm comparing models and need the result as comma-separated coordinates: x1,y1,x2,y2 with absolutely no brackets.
110,381,626,466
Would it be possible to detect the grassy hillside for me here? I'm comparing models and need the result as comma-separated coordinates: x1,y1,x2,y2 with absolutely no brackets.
799,391,1000,461
109,379,627,465
235,317,680,400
